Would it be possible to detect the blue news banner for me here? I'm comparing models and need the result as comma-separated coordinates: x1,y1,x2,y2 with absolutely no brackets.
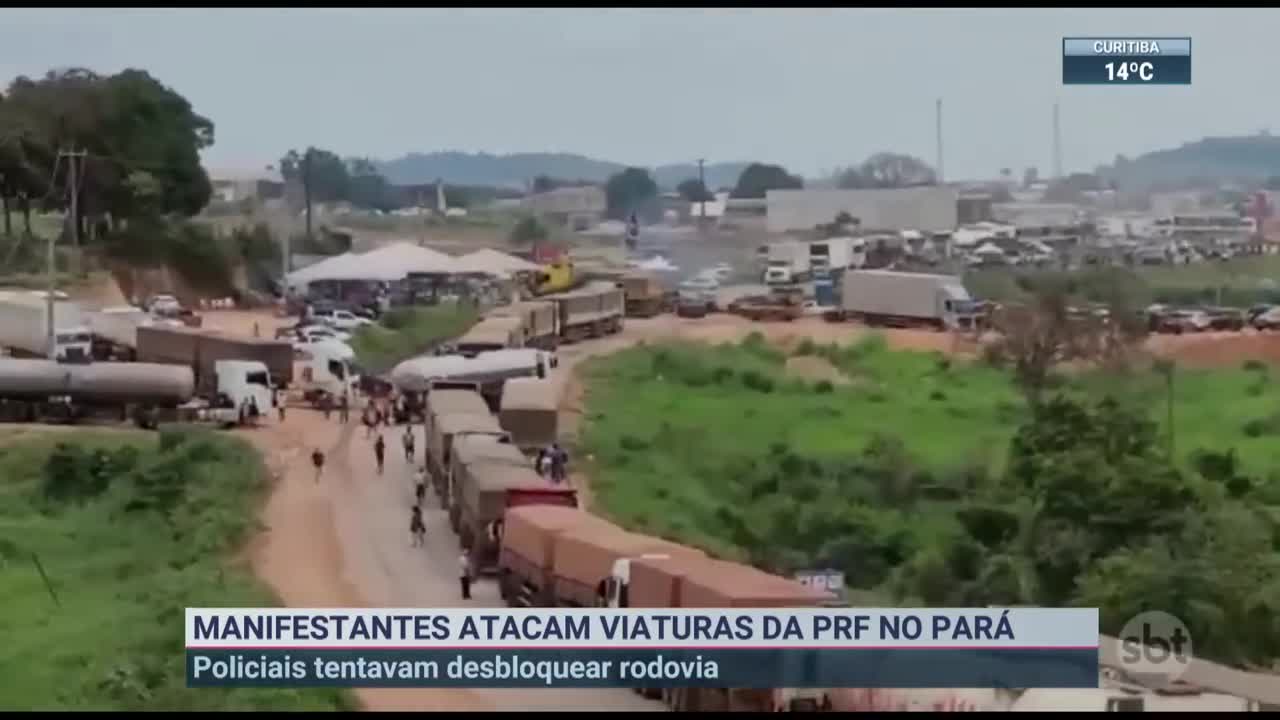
186,608,1100,689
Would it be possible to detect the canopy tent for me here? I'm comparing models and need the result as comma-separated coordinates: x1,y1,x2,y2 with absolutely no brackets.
286,242,460,285
452,248,541,277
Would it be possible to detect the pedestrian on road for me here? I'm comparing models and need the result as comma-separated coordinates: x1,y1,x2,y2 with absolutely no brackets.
311,448,325,483
415,467,427,506
339,394,350,424
536,447,552,478
253,322,260,338
374,435,386,475
459,549,472,600
550,442,568,484
321,393,332,421
276,390,286,422
363,407,376,439
410,506,426,547
402,427,416,462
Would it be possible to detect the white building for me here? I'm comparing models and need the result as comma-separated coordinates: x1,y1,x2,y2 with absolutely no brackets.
765,186,959,234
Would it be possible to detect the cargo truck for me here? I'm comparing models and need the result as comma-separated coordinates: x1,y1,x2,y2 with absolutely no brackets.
426,409,508,504
451,316,525,357
546,281,624,343
392,349,556,411
136,325,294,390
824,270,982,330
605,554,835,712
807,237,855,279
295,339,361,406
86,306,162,361
488,301,560,350
448,434,576,571
0,292,93,362
763,241,810,285
620,273,667,318
497,378,558,454
497,505,702,608
0,358,255,428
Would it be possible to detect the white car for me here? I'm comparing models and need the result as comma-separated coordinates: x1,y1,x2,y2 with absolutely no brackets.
706,264,734,282
314,308,372,331
297,325,351,343
148,294,182,315
800,300,829,317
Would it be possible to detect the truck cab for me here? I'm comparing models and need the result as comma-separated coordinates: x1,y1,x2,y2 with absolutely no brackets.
54,326,94,363
297,340,360,404
212,360,274,423
603,554,677,609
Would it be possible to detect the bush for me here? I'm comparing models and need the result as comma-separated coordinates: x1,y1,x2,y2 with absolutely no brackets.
795,339,818,356
814,380,834,394
740,370,775,393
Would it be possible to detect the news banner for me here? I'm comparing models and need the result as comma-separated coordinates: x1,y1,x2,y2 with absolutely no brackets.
187,607,1099,689
1063,37,1192,85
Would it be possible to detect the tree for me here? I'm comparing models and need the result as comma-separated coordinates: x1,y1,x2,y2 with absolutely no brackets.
730,163,802,199
279,147,348,204
676,177,713,203
532,175,559,194
346,157,392,211
509,215,549,247
857,152,936,188
604,167,658,220
836,166,868,189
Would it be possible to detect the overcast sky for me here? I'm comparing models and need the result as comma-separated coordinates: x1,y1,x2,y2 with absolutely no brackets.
1,8,1274,180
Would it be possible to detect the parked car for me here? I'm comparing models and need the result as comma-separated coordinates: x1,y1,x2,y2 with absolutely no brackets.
1247,304,1274,325
1157,309,1211,334
1205,307,1245,331
679,276,719,312
1253,306,1280,331
147,294,182,316
313,307,372,331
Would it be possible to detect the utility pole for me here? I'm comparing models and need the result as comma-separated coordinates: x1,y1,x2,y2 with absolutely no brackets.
935,98,944,184
302,149,313,242
1052,102,1063,180
49,148,86,360
697,158,707,223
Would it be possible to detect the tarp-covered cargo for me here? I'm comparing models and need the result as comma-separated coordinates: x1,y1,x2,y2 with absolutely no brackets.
677,558,833,608
499,378,558,452
489,301,558,345
426,411,506,496
455,316,524,356
552,526,701,607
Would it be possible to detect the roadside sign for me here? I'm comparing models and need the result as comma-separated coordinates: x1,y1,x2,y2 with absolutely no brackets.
795,569,847,603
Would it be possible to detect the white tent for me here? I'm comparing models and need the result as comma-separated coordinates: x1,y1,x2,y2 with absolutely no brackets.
453,248,541,277
287,242,459,284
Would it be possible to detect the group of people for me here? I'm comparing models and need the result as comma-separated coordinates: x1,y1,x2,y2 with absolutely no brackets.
535,443,569,484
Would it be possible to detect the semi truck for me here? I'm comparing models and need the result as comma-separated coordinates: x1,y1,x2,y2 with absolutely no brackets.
451,316,525,357
422,388,491,445
448,434,577,571
545,281,624,343
763,241,810,285
824,270,982,331
0,358,255,428
620,273,667,318
606,553,836,712
488,301,560,350
86,306,163,360
392,349,557,411
497,506,703,608
425,408,508,504
0,292,93,362
807,237,864,279
136,325,294,391
497,378,558,454
295,339,361,406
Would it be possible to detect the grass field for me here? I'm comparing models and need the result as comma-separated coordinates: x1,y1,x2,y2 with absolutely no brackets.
0,428,352,711
349,303,479,373
579,334,1280,556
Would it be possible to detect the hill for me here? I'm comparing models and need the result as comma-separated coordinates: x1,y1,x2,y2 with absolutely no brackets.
375,151,750,191
1100,134,1280,189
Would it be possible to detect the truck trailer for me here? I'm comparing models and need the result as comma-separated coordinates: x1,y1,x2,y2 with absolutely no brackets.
825,270,981,330
487,301,560,350
497,378,558,454
0,292,92,362
451,316,525,357
425,409,508,504
86,306,162,361
135,326,294,391
448,434,576,571
546,281,624,343
392,349,556,411
763,241,810,285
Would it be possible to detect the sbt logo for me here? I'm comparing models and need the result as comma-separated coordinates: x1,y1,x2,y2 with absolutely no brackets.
1118,611,1192,680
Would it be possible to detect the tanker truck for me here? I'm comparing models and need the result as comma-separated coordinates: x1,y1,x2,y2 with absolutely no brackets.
0,358,248,428
0,291,93,363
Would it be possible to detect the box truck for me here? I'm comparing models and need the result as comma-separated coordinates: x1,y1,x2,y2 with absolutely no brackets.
0,292,92,362
826,270,982,330
763,241,811,285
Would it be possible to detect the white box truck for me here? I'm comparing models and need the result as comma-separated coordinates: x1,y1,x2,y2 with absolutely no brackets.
828,270,981,330
0,291,93,362
763,240,810,285
807,237,868,279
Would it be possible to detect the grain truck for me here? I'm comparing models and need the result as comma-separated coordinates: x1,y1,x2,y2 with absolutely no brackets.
620,273,667,318
426,410,508,504
605,554,835,712
451,315,525,357
498,378,558,454
497,506,702,608
488,300,560,349
449,434,576,572
824,269,981,330
546,281,624,343
0,292,92,362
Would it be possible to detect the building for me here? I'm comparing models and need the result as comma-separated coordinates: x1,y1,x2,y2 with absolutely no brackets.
522,186,606,229
1150,190,1204,218
208,168,285,204
1153,212,1255,250
765,187,959,234
956,192,994,225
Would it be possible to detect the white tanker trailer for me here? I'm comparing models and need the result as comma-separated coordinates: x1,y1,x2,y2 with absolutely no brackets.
0,359,249,429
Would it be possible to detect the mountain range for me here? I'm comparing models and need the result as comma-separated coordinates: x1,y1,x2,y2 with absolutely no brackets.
1097,135,1280,189
375,151,752,191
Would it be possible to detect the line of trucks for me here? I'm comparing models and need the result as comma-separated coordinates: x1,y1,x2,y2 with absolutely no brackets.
0,291,360,429
414,374,839,712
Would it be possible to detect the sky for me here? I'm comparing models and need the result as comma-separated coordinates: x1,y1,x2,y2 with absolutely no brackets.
1,8,1276,181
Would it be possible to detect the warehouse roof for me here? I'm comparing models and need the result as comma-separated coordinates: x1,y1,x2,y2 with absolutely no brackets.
286,242,458,284
453,248,541,277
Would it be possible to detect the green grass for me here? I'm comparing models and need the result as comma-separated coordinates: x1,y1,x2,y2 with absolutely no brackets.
579,334,1280,555
0,428,353,711
349,303,479,373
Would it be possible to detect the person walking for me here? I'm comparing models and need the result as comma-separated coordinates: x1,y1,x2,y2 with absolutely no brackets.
374,435,386,475
402,427,416,463
410,506,426,547
363,407,376,439
321,393,332,421
339,394,350,424
276,389,286,422
311,448,325,483
536,447,552,479
549,442,568,484
414,466,427,505
458,549,472,600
